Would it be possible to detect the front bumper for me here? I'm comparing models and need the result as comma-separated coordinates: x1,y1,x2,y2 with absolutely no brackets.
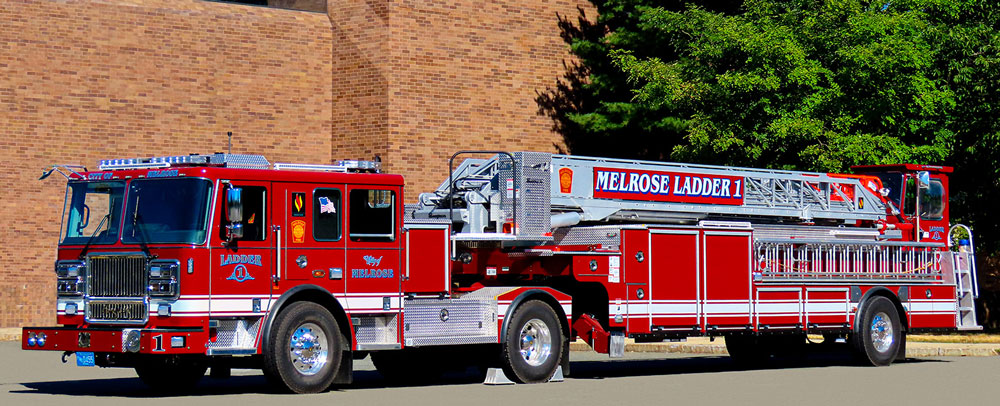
21,326,208,355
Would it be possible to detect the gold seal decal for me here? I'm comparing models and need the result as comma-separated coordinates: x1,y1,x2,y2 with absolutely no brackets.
291,219,306,244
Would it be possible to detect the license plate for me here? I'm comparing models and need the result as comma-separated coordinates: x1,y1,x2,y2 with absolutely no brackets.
76,352,95,367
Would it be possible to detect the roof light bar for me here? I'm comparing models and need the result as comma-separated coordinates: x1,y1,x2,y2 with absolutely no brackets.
274,159,381,173
98,153,270,171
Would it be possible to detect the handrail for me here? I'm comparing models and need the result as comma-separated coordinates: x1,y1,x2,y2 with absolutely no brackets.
447,151,518,240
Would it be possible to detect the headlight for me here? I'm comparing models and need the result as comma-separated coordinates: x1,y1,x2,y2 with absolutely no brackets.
148,260,180,298
55,260,85,278
55,260,85,296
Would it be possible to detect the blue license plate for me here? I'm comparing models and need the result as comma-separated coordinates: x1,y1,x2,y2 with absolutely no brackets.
76,352,95,367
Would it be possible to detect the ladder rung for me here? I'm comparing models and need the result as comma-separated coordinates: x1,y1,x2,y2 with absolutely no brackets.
958,307,975,311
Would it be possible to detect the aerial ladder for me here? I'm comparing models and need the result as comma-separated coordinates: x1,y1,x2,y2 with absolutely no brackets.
411,151,980,330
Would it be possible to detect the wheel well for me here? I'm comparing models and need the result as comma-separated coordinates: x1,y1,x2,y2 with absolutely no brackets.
262,286,352,352
858,287,909,331
501,290,571,343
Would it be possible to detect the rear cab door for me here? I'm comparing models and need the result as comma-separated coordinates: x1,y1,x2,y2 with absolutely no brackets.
344,185,403,348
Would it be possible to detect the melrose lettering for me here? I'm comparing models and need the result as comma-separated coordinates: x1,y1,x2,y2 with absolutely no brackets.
351,268,394,279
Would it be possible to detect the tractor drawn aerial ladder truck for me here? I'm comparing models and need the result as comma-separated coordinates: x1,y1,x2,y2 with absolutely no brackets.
23,150,980,393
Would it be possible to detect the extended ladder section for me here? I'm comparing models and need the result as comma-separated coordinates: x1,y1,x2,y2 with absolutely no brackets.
413,152,889,242
755,239,945,282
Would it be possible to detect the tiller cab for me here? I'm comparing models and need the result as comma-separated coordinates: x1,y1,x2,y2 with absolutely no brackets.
24,152,980,393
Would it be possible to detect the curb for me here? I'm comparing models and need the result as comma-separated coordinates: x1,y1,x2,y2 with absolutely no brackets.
568,338,1000,358
0,328,20,342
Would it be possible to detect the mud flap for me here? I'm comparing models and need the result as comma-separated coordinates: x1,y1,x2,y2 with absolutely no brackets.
333,350,353,385
895,331,907,362
560,337,571,377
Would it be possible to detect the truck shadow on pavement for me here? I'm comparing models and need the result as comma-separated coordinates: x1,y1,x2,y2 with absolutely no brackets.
13,353,945,397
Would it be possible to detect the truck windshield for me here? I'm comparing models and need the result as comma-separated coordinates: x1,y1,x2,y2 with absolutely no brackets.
61,181,126,245
122,178,214,245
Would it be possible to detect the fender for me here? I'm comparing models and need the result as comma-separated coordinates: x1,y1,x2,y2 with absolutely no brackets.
852,286,908,332
498,288,571,343
260,284,350,353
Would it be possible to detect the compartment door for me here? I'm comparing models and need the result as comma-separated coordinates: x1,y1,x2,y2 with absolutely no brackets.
649,229,700,331
622,228,651,334
701,231,752,330
402,224,450,294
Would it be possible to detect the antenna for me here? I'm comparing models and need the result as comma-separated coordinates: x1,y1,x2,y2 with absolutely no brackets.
227,131,233,154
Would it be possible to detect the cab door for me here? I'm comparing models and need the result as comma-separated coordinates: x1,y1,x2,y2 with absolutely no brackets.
210,181,273,320
344,186,402,317
272,183,346,295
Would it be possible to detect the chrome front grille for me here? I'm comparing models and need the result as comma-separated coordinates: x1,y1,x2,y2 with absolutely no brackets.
88,301,147,323
86,255,148,324
88,255,147,297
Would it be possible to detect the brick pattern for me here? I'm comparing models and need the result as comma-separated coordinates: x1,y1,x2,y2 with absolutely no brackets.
0,0,592,328
385,0,589,197
0,0,334,327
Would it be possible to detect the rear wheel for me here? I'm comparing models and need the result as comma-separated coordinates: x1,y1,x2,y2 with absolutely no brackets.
501,300,564,383
263,302,343,393
852,296,903,366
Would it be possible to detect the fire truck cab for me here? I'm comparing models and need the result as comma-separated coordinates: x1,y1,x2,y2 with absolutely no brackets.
23,152,980,393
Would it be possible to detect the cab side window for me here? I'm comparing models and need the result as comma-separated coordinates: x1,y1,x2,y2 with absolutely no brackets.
920,180,945,220
219,186,267,241
349,189,394,241
903,177,945,220
313,188,342,241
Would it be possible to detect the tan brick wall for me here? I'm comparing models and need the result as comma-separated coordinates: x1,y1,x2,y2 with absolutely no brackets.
0,0,334,327
384,0,590,198
328,0,391,164
0,0,592,327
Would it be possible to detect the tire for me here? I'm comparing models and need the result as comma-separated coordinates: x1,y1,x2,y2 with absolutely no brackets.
501,300,564,383
263,302,343,393
135,357,207,391
852,296,903,366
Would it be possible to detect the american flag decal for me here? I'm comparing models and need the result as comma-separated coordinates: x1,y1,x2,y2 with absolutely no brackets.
318,196,336,214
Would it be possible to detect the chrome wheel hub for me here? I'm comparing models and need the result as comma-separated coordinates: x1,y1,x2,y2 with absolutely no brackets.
519,319,552,367
289,322,328,375
870,312,894,353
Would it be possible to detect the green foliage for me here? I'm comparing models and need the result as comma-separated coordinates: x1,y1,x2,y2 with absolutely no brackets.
542,0,1000,329
542,0,1000,253
611,0,964,172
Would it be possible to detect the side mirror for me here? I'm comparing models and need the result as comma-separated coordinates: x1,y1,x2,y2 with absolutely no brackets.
917,171,931,190
224,187,244,245
227,187,243,223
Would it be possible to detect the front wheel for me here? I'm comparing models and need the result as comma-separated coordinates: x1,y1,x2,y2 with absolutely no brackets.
263,302,343,393
501,300,564,383
852,296,903,366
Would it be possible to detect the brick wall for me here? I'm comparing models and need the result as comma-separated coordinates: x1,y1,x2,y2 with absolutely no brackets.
0,0,334,327
385,0,589,198
0,0,592,327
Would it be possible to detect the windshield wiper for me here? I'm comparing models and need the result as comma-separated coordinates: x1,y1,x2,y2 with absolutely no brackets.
78,214,110,260
131,211,156,259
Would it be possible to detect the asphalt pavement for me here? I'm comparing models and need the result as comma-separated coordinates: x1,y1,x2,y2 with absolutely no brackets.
3,341,998,406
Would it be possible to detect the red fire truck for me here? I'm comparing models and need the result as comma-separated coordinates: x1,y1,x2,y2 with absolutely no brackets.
23,151,980,393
